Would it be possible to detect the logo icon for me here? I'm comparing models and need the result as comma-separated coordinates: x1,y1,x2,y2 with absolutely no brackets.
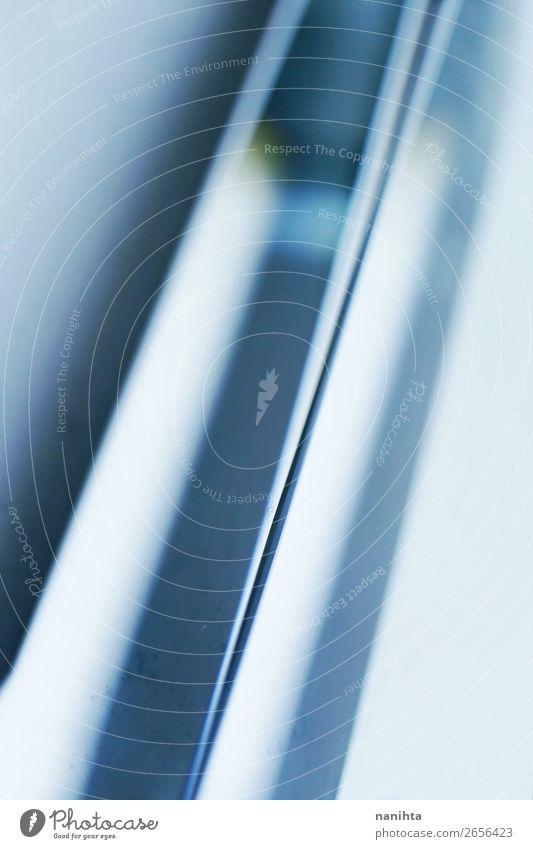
256,368,279,426
20,810,46,837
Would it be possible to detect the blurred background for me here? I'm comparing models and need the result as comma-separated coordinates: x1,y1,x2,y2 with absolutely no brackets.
0,0,532,800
